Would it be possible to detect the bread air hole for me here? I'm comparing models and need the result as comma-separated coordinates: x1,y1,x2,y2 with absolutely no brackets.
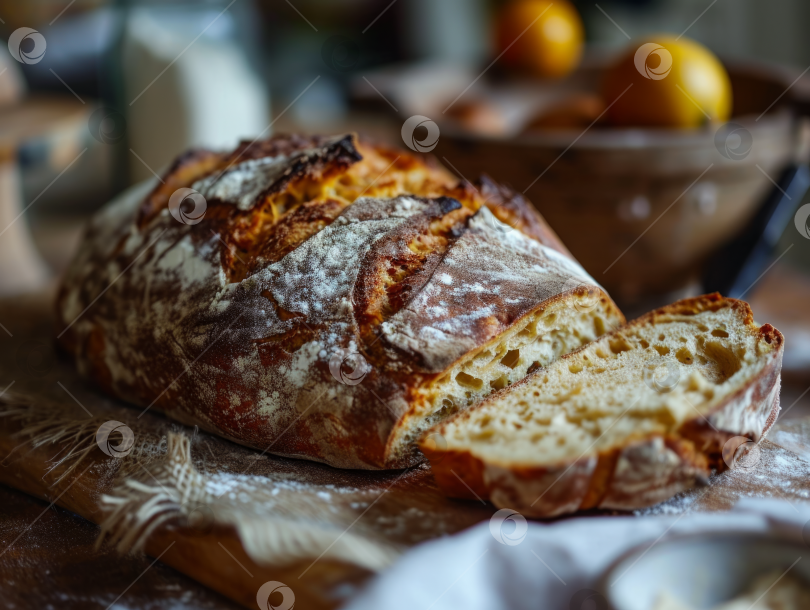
676,347,694,365
518,320,539,338
456,372,484,390
712,329,729,338
490,376,508,390
654,345,670,356
702,341,741,381
501,349,520,369
436,398,458,418
609,337,633,354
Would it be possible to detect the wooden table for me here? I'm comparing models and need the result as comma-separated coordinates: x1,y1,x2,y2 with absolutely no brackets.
1,271,809,609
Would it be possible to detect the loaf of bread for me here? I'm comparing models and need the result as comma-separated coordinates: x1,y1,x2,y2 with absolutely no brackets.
420,294,783,515
56,133,623,469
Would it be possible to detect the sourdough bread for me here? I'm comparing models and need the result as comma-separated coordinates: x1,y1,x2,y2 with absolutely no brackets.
420,294,783,514
56,133,624,469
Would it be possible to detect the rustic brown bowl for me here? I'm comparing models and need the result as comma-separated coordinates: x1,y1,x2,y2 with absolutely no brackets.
435,61,808,305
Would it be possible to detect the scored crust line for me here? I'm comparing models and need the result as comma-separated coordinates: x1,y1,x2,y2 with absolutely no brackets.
211,229,246,264
356,155,401,199
197,75,323,190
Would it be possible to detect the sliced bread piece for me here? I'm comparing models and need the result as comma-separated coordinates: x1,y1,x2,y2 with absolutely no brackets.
419,294,783,517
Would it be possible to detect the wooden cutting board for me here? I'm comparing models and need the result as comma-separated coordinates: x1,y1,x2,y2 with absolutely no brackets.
1,287,809,609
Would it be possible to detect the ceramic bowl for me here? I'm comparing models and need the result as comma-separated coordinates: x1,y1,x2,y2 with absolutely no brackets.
602,532,810,610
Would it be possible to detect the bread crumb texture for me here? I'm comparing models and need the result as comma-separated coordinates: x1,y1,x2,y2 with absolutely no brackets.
425,295,783,515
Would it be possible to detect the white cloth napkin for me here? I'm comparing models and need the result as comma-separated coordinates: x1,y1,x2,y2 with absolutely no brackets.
344,499,810,610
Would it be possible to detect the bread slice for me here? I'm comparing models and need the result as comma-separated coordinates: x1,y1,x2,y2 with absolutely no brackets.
419,294,783,517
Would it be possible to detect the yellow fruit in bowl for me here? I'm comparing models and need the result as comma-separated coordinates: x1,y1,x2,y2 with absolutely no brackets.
497,0,584,78
602,36,732,128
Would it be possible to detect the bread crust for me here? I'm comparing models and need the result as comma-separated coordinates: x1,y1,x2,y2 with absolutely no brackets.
421,294,784,516
56,133,623,470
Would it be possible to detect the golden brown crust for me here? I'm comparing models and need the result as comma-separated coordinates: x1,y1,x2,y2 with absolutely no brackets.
422,294,784,515
418,448,490,501
138,148,226,229
56,133,622,470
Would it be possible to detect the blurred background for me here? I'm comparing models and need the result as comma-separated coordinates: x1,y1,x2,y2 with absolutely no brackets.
2,4,810,607
0,0,808,367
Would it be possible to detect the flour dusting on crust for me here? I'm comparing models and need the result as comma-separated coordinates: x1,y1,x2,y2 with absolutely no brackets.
55,134,623,469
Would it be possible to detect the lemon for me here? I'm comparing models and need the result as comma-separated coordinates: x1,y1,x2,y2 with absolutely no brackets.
602,36,732,128
497,0,584,79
